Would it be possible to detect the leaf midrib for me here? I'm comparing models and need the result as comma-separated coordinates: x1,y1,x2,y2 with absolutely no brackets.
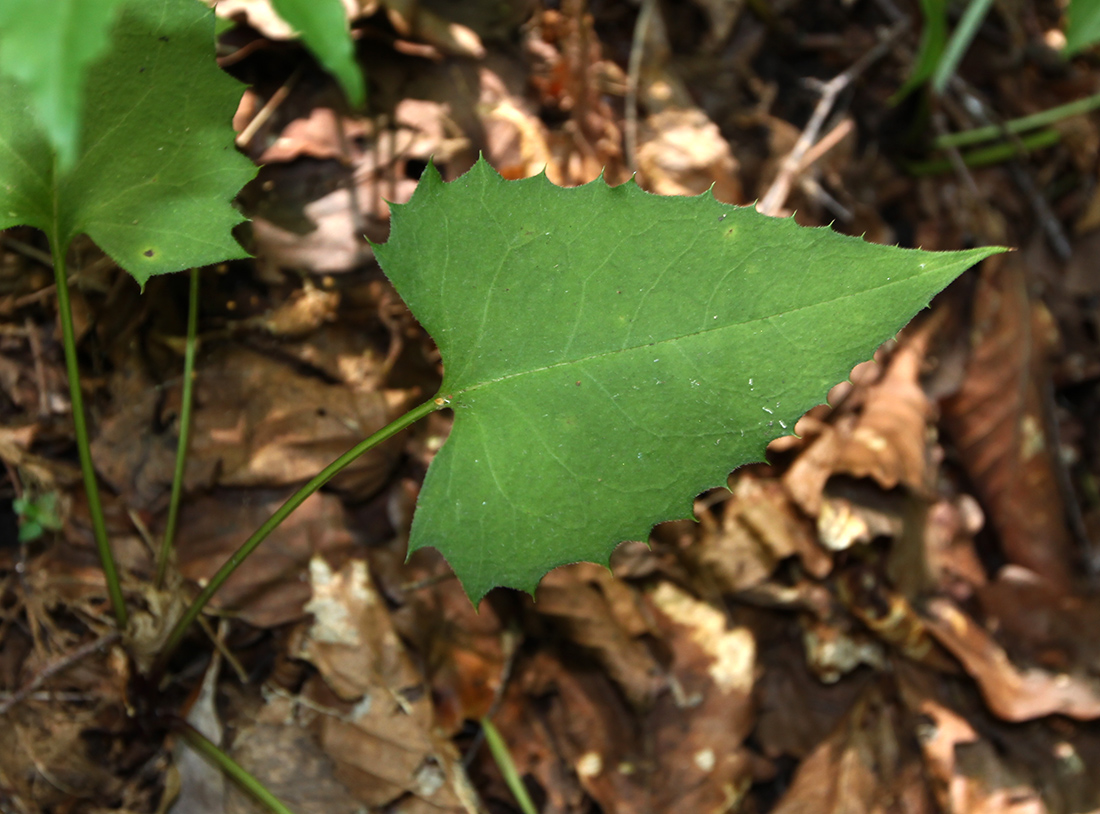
444,268,936,397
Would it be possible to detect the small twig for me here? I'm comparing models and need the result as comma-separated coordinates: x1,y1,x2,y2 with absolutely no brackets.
948,77,1072,260
624,0,657,174
931,111,980,198
758,19,908,216
0,631,121,715
1007,162,1072,261
236,66,302,150
24,318,49,418
793,118,854,176
0,235,54,268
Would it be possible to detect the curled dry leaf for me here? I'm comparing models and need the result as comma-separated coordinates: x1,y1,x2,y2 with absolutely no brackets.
487,580,758,814
922,597,1100,722
690,472,831,594
784,321,937,519
906,691,1046,814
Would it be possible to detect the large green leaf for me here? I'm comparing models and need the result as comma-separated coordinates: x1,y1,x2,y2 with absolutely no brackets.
0,0,255,285
375,159,1003,601
0,0,126,170
270,0,365,107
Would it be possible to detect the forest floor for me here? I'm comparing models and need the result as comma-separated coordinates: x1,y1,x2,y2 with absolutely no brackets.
3,1,1100,812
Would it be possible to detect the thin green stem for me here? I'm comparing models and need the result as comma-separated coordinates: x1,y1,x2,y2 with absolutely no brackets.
155,396,441,671
52,253,128,629
156,268,200,589
933,91,1100,150
480,717,538,814
176,719,298,814
909,127,1061,174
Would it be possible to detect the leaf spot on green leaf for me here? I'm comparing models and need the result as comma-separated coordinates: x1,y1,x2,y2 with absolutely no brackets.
143,249,155,257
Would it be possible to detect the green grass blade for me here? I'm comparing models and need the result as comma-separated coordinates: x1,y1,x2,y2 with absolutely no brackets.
932,91,1100,149
1065,0,1100,55
481,717,538,814
932,0,995,93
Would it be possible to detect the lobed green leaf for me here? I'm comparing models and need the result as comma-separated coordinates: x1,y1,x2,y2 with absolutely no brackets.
0,0,255,285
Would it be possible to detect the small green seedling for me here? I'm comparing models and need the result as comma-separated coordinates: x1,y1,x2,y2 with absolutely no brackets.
13,491,63,543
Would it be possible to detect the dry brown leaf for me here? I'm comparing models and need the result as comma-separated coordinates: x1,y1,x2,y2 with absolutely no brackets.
224,719,365,814
536,563,664,708
940,255,1076,588
754,636,875,759
184,346,412,496
385,550,507,733
176,491,354,628
293,556,479,812
770,683,935,814
490,584,758,814
638,108,742,203
92,344,414,505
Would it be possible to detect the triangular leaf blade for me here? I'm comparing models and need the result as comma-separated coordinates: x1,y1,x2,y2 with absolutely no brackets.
0,0,255,284
375,159,1003,601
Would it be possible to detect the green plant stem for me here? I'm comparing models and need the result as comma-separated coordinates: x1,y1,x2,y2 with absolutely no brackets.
909,127,1061,174
481,717,538,814
155,396,442,671
176,719,298,814
932,0,994,93
156,268,200,589
52,252,128,629
933,91,1100,150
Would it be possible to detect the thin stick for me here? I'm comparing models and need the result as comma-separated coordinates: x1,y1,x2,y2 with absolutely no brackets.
0,631,121,715
757,19,908,216
157,268,200,589
624,0,657,174
154,396,442,673
52,252,128,629
1,235,54,267
235,66,302,150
